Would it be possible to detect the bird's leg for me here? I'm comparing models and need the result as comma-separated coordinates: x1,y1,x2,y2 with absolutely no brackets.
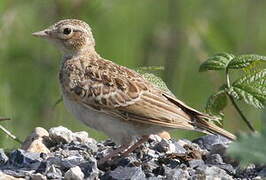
121,135,149,157
98,135,149,165
98,143,129,165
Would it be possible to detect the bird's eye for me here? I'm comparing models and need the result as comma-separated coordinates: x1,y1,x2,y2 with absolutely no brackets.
63,28,72,35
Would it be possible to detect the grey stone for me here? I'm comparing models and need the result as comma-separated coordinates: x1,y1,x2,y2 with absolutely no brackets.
145,149,159,159
147,177,163,180
49,126,74,144
117,156,138,167
235,164,258,179
9,149,42,169
177,139,193,146
30,173,47,180
205,166,233,180
21,127,50,154
73,131,89,142
172,141,187,154
1,169,28,179
165,167,189,180
258,168,266,177
195,164,208,172
60,141,98,154
189,159,205,169
210,143,227,155
149,135,162,143
46,153,88,170
0,149,8,166
85,142,98,153
45,165,62,179
73,131,97,145
166,159,180,169
154,139,170,153
64,166,84,180
191,169,206,180
216,164,235,174
152,166,165,176
142,160,159,176
187,168,196,177
193,135,231,150
61,155,86,169
153,139,178,154
107,166,145,180
2,126,263,179
80,157,100,179
0,172,26,180
206,154,223,165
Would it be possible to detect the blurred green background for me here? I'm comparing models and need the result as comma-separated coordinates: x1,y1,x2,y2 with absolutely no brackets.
0,0,265,149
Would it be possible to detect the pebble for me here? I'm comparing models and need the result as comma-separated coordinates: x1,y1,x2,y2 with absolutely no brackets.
0,149,8,165
205,166,233,180
0,127,263,179
206,153,224,165
193,135,231,150
258,168,266,178
216,164,235,174
83,157,100,178
49,126,74,144
105,166,146,180
0,172,25,180
45,165,62,179
30,173,47,180
172,141,187,154
189,159,205,169
154,139,170,153
165,167,189,180
64,166,84,180
21,127,50,154
9,149,42,169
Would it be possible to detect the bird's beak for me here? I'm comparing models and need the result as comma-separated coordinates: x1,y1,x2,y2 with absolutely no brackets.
32,29,50,38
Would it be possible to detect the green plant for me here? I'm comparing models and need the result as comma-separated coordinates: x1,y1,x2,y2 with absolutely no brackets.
228,121,266,165
200,52,266,164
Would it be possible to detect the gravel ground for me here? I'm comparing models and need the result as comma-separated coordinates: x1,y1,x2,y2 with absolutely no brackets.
0,126,265,180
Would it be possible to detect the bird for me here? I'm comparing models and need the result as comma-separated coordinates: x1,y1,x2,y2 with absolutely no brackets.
32,19,236,162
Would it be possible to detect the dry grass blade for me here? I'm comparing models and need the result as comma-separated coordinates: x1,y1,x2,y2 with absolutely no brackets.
52,96,63,109
0,125,23,144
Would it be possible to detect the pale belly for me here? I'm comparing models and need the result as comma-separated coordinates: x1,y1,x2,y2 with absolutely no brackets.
63,96,163,144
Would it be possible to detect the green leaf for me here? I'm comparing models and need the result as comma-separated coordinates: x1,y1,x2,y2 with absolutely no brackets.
136,66,173,95
228,54,266,69
228,116,266,165
141,72,173,95
199,52,234,72
205,90,227,118
231,69,266,109
228,132,266,165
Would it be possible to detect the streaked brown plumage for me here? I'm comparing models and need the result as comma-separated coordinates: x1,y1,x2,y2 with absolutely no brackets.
33,19,235,160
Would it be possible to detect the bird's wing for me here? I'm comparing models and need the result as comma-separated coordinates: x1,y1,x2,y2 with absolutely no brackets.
63,56,235,140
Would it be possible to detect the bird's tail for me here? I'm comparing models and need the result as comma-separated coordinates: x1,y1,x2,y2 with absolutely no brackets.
195,117,236,141
163,93,236,141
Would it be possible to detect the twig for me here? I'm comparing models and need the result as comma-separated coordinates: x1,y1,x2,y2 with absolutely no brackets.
227,94,256,132
225,68,231,89
52,96,63,109
225,68,255,132
0,125,23,144
0,117,10,121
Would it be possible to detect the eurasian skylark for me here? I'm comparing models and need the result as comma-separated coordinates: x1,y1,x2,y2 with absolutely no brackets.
33,19,235,160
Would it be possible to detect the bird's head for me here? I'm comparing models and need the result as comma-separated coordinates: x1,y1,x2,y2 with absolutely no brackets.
32,19,95,55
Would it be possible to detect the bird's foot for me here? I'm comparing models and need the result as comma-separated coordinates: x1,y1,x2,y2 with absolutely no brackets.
97,144,129,165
